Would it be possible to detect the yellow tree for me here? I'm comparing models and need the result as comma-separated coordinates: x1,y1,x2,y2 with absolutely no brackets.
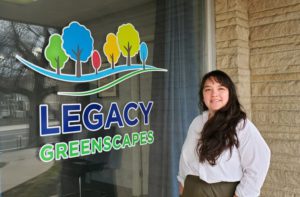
116,23,140,66
103,33,120,69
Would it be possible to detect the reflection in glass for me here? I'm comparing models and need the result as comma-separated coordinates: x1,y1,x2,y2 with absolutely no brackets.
0,0,206,195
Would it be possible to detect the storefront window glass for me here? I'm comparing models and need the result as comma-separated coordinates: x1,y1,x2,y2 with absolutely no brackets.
0,0,208,196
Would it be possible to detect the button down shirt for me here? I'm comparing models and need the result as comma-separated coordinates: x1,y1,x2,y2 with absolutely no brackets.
177,111,271,197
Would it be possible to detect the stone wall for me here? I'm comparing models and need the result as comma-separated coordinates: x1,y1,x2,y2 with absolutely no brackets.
248,0,300,196
215,0,252,117
215,0,300,196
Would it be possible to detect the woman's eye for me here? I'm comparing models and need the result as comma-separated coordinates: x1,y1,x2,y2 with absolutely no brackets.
204,89,211,92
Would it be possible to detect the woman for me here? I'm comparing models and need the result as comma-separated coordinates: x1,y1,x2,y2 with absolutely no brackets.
178,70,271,197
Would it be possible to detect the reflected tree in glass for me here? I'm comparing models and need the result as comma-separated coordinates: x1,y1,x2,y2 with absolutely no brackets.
0,20,58,147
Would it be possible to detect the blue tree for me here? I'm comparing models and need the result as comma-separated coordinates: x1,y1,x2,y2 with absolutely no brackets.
139,42,148,70
62,21,94,77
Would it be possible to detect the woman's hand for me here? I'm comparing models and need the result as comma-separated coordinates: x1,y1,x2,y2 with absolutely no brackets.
179,182,183,195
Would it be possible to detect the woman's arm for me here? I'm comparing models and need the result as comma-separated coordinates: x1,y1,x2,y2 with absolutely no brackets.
177,116,202,195
235,120,271,197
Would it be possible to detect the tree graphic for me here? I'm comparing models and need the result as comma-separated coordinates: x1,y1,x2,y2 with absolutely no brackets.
116,23,140,66
44,34,69,75
62,21,93,77
92,50,101,74
103,33,120,69
139,42,148,70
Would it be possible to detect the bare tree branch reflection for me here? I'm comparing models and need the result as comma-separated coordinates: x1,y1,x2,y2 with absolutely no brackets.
0,20,59,147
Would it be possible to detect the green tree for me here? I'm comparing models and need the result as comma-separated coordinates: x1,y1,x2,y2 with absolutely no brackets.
116,23,140,66
44,34,68,75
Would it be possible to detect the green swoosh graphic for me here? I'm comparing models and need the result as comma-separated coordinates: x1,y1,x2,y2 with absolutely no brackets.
58,68,167,96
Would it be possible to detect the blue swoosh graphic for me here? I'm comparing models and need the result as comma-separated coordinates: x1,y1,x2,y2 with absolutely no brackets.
16,55,163,83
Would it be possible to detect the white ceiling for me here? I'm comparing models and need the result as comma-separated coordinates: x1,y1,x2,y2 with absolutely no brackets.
0,0,153,27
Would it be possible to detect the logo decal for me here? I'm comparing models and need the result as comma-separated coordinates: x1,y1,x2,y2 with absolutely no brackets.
16,21,167,96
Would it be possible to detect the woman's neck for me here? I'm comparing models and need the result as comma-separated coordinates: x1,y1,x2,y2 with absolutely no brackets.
208,111,215,119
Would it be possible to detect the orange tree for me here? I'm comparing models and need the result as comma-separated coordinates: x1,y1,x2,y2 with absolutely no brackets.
103,33,120,69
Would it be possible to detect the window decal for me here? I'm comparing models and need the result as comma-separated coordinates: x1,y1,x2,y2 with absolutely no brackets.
16,21,167,96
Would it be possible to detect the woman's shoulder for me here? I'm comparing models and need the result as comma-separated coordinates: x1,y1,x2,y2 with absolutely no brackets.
239,118,258,130
191,111,208,124
188,111,208,132
236,118,262,139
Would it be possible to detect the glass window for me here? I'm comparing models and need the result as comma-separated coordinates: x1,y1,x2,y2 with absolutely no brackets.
0,0,209,196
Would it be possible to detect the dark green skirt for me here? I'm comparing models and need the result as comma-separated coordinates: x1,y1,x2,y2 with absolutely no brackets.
181,175,239,197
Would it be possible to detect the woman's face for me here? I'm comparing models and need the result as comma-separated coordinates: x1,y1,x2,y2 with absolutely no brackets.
203,77,229,116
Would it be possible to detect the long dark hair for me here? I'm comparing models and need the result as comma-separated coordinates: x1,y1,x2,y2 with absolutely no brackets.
197,70,246,165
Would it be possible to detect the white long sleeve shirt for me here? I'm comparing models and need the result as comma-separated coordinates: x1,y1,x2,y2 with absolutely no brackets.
177,111,271,197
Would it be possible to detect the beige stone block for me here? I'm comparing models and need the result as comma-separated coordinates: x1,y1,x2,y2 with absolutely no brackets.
250,34,300,49
236,53,249,68
217,55,237,69
255,124,300,134
260,187,286,197
255,111,280,125
251,72,300,82
218,67,239,75
216,10,248,21
240,101,251,110
216,25,249,42
250,10,300,27
215,0,248,13
230,75,239,84
248,0,300,13
252,111,268,122
251,42,300,55
295,113,300,125
252,103,300,111
251,95,300,103
216,26,236,42
286,171,300,188
250,20,300,41
250,50,300,68
238,99,251,112
269,139,300,156
217,40,249,49
261,185,298,197
272,154,300,165
217,46,249,56
217,52,249,69
265,168,286,186
239,101,251,110
238,67,251,74
271,162,300,174
235,0,248,12
251,80,300,96
263,133,300,141
249,3,300,19
278,111,297,125
236,82,251,96
216,17,248,28
215,0,228,13
250,64,300,75
227,0,238,11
